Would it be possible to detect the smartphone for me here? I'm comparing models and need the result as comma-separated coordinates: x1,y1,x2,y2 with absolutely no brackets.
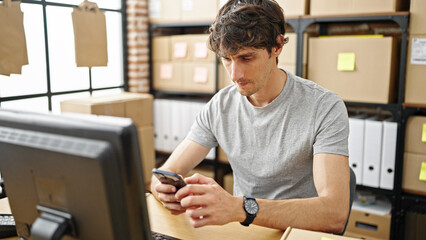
152,168,186,189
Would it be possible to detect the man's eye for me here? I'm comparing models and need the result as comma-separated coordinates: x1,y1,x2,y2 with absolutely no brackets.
243,58,252,61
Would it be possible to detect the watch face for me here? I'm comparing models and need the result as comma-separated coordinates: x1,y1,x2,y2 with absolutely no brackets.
244,199,259,215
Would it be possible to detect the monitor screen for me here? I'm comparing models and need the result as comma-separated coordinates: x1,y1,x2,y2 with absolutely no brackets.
0,109,152,240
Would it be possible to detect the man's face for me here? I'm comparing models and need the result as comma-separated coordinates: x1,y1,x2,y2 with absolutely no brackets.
221,47,275,97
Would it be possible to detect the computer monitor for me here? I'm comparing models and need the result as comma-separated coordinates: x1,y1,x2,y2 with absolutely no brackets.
0,108,152,240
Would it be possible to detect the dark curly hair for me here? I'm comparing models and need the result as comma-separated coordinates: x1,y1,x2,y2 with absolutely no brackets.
208,0,287,59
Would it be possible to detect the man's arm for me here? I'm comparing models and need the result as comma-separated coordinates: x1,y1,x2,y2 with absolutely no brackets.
150,138,211,214
177,153,350,234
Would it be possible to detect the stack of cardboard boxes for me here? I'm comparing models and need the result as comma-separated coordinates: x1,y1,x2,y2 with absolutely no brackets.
60,92,155,185
153,34,217,93
309,0,407,15
405,0,426,105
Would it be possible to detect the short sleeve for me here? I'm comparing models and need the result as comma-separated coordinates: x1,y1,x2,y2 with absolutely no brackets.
313,93,349,156
186,99,218,149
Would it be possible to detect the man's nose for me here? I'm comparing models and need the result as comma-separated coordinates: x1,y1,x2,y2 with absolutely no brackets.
230,62,244,81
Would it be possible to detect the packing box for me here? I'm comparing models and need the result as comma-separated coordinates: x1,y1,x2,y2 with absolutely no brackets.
152,36,170,62
344,209,391,240
153,62,184,91
170,35,191,62
402,152,426,195
308,36,398,103
276,0,309,16
60,92,153,127
281,227,360,240
410,0,426,34
405,116,426,155
279,33,308,65
310,0,405,16
181,0,218,22
183,62,216,93
138,126,156,184
188,34,216,62
148,0,181,23
405,35,426,105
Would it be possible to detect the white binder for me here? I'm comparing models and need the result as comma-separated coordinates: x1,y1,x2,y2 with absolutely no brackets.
153,99,163,151
161,99,173,152
348,115,366,184
362,116,383,188
380,120,398,190
170,100,183,152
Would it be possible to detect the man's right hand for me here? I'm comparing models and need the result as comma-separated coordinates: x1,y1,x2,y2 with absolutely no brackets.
153,180,186,215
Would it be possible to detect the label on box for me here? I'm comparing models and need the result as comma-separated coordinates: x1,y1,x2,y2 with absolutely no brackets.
337,52,356,71
174,42,187,58
193,67,208,83
419,162,426,181
182,0,194,11
160,64,173,79
422,123,426,142
411,38,426,65
194,42,208,59
148,0,161,18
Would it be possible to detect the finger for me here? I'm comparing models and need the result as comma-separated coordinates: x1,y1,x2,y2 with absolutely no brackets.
185,207,209,219
176,184,210,200
184,173,215,185
179,194,207,208
188,215,211,228
157,192,179,203
162,201,186,212
155,182,177,194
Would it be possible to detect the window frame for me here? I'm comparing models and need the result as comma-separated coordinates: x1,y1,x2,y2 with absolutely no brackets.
0,0,129,111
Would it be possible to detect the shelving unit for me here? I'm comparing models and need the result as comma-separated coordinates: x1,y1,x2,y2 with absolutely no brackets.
148,12,426,240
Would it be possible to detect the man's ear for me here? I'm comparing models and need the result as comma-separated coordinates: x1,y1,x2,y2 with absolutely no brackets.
273,34,285,56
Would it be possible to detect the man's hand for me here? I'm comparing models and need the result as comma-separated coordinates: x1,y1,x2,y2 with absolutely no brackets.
176,173,245,228
153,180,186,215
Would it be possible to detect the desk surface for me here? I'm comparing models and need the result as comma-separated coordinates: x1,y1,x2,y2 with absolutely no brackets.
0,196,284,240
146,193,284,240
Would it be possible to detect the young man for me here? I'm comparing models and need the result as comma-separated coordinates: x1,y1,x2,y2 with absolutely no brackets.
151,0,350,234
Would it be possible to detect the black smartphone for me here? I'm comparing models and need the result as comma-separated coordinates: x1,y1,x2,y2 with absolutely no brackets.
152,168,186,189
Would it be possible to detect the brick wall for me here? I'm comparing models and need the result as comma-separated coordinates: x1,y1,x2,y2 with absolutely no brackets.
127,0,150,93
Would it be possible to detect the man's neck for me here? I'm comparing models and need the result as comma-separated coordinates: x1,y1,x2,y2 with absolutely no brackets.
247,68,287,107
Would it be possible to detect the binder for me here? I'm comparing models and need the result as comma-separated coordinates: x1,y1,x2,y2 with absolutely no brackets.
153,99,163,151
362,116,383,188
170,100,184,151
161,99,173,152
380,120,397,190
348,115,367,184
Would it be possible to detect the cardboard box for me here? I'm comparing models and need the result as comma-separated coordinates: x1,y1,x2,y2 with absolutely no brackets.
344,209,391,240
138,126,156,184
278,33,308,65
410,0,426,34
281,227,361,240
308,36,398,103
405,116,426,155
402,152,426,195
310,0,404,16
181,0,218,22
405,35,426,105
183,62,216,93
60,92,153,127
170,35,191,62
188,34,216,62
276,0,309,16
153,62,184,91
152,36,170,62
148,0,181,23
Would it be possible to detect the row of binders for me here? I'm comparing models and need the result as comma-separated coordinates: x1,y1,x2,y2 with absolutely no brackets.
349,115,398,190
153,99,215,160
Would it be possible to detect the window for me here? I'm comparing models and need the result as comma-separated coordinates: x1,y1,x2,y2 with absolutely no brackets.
0,0,127,113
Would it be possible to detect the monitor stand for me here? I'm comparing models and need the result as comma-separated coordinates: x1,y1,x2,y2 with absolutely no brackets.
30,205,76,240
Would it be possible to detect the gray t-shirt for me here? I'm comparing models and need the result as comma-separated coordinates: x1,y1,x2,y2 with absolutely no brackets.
187,70,349,200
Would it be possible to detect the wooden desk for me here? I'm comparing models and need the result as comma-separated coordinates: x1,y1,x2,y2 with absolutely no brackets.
0,196,284,240
146,193,284,240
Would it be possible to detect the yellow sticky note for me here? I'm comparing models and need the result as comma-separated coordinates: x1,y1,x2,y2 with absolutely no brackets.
321,237,335,240
419,162,426,181
337,53,356,71
422,123,426,142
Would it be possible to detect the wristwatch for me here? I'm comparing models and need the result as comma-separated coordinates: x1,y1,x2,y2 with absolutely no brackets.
240,196,259,227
